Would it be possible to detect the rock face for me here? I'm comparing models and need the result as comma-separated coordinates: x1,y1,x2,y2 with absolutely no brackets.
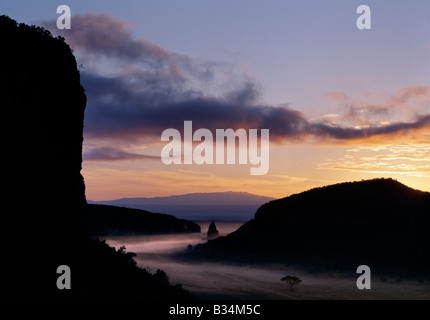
207,222,219,239
1,16,190,299
2,15,87,297
2,17,86,233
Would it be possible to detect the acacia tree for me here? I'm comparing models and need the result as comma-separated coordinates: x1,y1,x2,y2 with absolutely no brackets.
281,275,302,291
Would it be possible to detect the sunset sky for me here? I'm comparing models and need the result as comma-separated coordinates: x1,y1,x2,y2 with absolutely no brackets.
4,0,430,200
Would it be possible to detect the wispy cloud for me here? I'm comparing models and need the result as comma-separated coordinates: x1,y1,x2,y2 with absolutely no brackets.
42,13,430,151
319,144,430,177
84,146,158,161
323,86,430,127
42,12,225,83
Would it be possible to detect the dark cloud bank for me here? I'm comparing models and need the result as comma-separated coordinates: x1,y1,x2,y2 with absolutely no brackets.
43,13,430,151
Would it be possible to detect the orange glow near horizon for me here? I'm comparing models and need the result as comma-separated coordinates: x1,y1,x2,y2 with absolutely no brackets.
81,87,430,201
82,140,430,201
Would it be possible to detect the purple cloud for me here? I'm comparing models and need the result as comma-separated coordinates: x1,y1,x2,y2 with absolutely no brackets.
84,146,158,161
40,13,430,146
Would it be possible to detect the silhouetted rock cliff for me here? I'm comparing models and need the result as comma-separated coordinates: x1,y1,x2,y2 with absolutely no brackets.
201,179,430,276
2,15,87,298
1,15,190,299
2,15,86,232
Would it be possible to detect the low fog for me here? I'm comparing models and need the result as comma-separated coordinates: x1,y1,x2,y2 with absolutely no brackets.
104,222,430,300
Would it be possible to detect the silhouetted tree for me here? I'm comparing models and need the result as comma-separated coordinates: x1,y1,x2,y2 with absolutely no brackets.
281,275,302,292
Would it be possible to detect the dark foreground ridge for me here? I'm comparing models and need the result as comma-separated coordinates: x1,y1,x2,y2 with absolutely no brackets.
86,204,201,236
196,178,430,277
1,15,190,299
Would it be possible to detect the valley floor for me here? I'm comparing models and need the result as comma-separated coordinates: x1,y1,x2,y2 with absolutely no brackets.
104,222,430,300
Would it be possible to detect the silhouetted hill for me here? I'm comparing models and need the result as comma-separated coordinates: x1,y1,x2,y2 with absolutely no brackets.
1,15,190,299
85,204,200,236
90,191,275,221
199,179,430,277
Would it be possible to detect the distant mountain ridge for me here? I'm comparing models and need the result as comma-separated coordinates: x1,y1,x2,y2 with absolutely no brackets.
91,191,274,205
89,191,275,221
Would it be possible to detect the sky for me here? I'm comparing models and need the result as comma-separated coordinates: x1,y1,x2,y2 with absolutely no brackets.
3,0,430,200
